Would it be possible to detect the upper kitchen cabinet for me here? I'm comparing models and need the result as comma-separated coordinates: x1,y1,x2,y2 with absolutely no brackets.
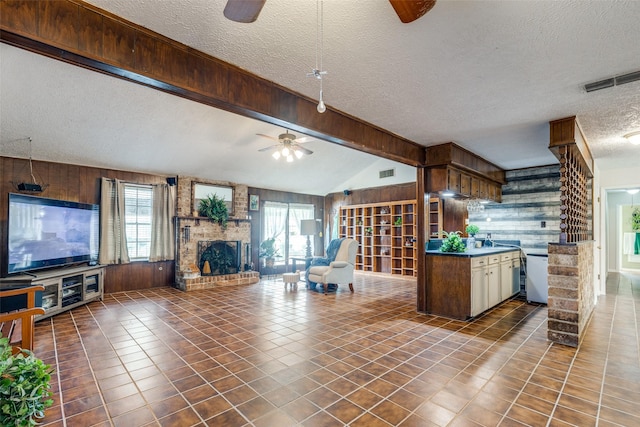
425,143,506,203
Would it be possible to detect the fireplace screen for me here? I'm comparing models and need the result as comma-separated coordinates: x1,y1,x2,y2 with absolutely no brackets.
197,240,241,276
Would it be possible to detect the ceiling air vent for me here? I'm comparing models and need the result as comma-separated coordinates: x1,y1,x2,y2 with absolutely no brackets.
379,168,395,179
585,69,640,92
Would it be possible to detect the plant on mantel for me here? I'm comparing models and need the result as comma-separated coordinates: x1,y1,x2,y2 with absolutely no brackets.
198,194,229,229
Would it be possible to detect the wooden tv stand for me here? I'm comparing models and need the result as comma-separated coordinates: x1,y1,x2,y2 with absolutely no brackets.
0,265,104,321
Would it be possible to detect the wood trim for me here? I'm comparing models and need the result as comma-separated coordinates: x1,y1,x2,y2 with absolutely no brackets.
0,0,425,166
549,116,594,178
416,166,427,313
425,142,506,184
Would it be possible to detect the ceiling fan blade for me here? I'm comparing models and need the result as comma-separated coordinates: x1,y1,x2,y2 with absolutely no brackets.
388,0,436,23
223,0,266,23
258,144,279,152
293,145,314,155
256,133,280,142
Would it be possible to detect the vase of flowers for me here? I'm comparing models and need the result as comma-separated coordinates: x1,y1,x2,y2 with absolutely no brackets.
465,224,480,248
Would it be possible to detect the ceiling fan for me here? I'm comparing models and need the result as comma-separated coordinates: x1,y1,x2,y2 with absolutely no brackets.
223,0,436,24
257,130,314,161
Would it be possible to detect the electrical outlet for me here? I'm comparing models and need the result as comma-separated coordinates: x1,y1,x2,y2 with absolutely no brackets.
541,221,546,228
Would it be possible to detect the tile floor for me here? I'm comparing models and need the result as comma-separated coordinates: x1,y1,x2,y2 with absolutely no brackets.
32,271,640,426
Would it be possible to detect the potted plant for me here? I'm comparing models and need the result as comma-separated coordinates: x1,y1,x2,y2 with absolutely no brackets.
439,231,467,253
198,194,229,228
465,224,480,248
632,207,640,232
259,237,280,268
465,224,480,236
0,338,53,427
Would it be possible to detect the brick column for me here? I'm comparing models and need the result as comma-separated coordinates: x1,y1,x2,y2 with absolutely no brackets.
547,241,595,347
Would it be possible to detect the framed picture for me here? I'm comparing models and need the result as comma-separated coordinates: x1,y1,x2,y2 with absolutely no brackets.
249,194,259,211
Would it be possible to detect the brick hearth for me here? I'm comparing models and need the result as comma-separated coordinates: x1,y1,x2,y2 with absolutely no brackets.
177,271,260,291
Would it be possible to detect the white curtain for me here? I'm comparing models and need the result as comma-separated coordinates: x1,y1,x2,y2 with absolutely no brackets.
263,201,288,254
149,183,176,262
289,203,315,257
99,178,130,264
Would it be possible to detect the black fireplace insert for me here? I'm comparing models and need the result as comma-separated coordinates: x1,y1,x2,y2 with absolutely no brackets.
197,240,241,276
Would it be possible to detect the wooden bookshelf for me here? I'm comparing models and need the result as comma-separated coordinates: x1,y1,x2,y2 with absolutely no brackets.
340,200,416,277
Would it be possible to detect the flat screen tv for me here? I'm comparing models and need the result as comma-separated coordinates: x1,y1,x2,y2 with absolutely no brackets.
7,193,100,275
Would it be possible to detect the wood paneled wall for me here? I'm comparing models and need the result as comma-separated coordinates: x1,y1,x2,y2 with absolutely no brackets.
1,156,173,292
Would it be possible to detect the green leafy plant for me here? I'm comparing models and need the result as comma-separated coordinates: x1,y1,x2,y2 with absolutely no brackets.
0,338,53,427
632,208,640,232
259,237,280,259
198,194,229,228
394,217,402,226
439,231,467,253
200,245,236,275
465,224,480,236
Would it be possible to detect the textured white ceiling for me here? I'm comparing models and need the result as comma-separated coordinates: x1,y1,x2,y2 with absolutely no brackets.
2,0,640,194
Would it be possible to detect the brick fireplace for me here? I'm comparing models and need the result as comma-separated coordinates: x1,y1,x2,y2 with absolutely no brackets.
174,176,259,291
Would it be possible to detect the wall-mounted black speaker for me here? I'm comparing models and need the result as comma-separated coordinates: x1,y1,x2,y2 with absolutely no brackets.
166,177,177,186
343,189,352,196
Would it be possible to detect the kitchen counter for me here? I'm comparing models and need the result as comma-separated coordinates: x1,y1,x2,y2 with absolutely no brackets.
424,247,522,320
425,246,520,257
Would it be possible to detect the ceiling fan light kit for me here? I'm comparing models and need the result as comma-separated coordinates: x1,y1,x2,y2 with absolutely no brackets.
623,131,640,145
259,130,313,161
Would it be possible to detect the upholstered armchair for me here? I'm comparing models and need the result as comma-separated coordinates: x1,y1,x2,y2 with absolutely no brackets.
307,238,358,294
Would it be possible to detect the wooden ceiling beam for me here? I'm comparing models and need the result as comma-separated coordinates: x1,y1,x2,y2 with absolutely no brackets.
0,0,425,166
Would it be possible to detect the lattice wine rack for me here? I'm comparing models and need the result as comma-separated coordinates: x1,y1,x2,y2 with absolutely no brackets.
558,145,592,243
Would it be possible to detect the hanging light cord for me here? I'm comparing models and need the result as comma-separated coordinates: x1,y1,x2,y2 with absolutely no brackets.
28,137,37,184
308,0,326,113
318,0,323,76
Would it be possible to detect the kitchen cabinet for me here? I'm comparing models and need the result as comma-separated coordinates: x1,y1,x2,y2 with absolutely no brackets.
500,252,521,300
425,142,505,202
427,166,503,202
472,255,500,314
340,200,416,277
487,255,501,308
470,257,488,317
426,249,520,319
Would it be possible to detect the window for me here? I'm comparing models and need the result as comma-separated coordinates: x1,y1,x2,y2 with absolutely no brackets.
288,203,316,258
124,184,153,260
262,202,315,265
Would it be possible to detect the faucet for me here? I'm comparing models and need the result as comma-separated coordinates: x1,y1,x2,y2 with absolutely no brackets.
486,233,495,247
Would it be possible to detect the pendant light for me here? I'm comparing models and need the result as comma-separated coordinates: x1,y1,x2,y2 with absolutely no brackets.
308,0,327,113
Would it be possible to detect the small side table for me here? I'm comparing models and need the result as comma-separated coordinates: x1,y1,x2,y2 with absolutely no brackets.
282,272,300,290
